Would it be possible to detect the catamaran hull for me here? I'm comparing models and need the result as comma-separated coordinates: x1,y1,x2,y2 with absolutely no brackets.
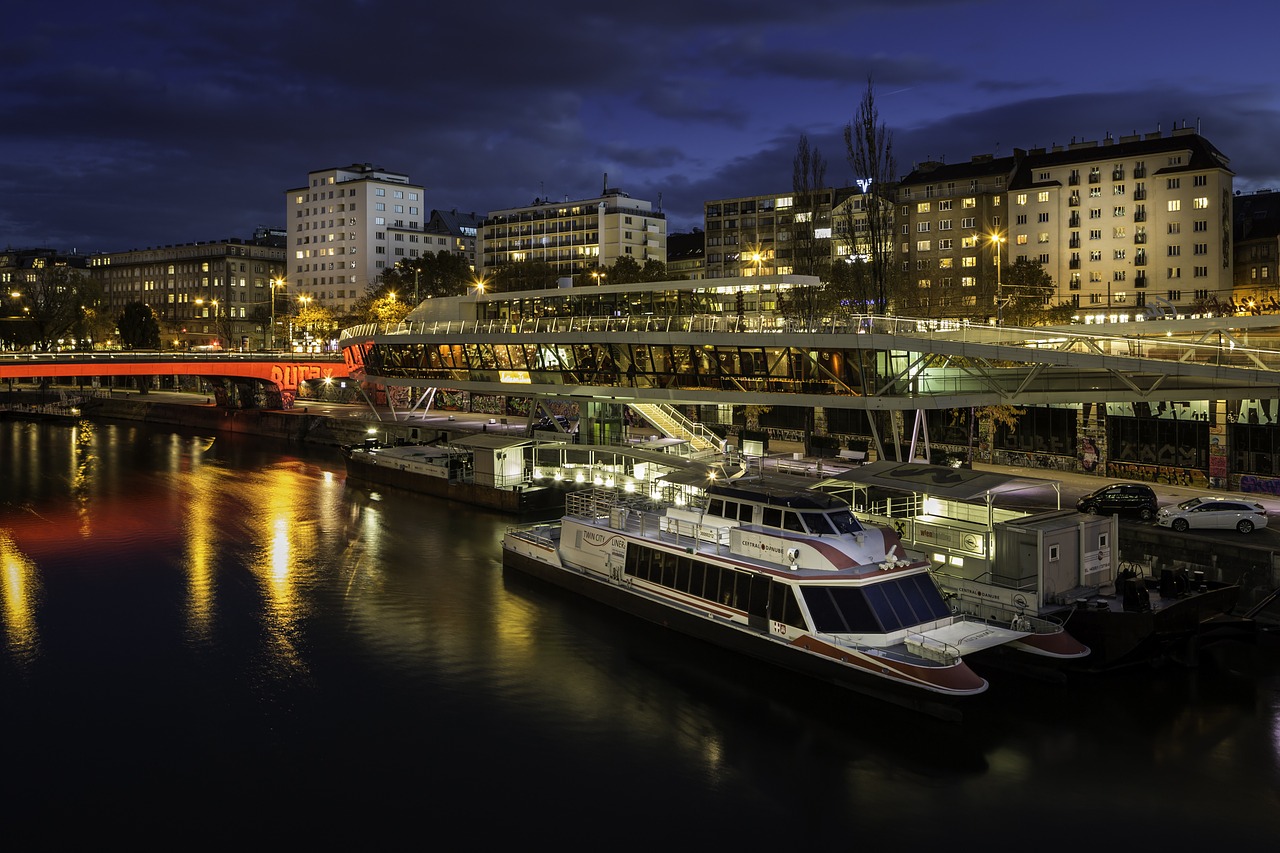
501,540,984,721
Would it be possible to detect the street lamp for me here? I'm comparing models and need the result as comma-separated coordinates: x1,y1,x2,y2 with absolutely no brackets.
297,295,313,349
268,276,284,350
592,269,606,286
989,232,1007,324
472,277,487,295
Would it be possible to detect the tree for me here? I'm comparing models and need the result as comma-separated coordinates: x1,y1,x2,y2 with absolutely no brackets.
380,251,476,302
117,302,161,350
640,259,671,282
842,77,900,315
999,258,1074,326
790,133,829,278
604,256,643,284
16,263,91,350
489,258,561,293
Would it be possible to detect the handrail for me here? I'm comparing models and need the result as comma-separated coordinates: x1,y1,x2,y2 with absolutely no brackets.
339,312,1280,375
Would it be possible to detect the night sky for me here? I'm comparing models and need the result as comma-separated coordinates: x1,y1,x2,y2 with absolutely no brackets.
5,0,1278,254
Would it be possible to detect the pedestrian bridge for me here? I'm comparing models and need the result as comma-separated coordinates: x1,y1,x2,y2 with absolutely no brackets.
0,351,348,407
338,308,1280,412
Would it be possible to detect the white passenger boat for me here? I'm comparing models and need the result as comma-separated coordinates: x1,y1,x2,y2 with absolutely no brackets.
502,480,1089,720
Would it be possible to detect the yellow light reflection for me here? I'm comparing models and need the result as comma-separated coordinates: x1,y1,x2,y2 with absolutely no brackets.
0,532,41,665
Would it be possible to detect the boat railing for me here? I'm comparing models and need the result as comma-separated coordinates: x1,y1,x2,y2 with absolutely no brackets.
506,524,559,549
564,488,732,552
820,632,961,667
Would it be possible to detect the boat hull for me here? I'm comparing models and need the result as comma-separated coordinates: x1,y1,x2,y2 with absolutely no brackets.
1062,582,1249,670
344,455,569,514
501,539,982,721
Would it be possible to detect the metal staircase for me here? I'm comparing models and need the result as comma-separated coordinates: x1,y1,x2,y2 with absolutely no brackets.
627,403,726,456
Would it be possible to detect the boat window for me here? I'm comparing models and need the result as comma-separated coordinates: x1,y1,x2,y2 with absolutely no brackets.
689,561,706,598
802,586,881,633
863,575,951,630
827,509,863,534
762,507,782,528
738,503,754,522
803,512,837,535
783,512,805,532
704,564,723,603
708,498,724,517
769,581,807,630
674,556,692,592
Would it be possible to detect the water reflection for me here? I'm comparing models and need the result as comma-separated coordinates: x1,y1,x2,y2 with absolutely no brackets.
0,531,39,666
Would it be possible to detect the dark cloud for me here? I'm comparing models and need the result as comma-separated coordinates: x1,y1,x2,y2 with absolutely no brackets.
4,1,1277,254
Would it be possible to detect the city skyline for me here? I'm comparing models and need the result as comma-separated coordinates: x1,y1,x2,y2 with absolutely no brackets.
5,0,1279,255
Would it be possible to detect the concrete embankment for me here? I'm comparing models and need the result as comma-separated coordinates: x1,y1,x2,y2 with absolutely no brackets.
80,395,434,448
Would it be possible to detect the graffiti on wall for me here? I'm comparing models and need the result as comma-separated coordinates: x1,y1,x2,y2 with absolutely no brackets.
1107,461,1208,488
1240,474,1280,496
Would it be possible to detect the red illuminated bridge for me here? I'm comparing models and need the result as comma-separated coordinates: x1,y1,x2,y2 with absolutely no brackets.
0,351,349,408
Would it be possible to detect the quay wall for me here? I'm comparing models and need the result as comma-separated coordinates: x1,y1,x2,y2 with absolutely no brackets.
81,397,438,448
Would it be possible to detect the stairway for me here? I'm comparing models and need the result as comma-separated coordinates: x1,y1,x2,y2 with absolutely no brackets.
628,403,725,456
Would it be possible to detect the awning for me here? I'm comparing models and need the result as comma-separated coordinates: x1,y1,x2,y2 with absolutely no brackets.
817,460,1059,502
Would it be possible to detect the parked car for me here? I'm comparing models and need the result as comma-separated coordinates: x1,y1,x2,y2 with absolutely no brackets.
533,415,571,432
1075,482,1159,520
1156,496,1269,534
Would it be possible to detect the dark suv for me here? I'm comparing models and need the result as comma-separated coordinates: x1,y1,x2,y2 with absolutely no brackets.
1076,482,1158,520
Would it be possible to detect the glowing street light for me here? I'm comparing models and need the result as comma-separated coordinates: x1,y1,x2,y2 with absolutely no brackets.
989,231,1007,324
268,276,284,349
591,269,606,286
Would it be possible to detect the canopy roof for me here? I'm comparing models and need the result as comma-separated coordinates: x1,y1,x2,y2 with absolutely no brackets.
818,460,1060,503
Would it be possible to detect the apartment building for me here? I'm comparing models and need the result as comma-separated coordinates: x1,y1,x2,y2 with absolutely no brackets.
898,125,1235,321
285,163,427,314
477,185,666,281
1232,189,1280,309
425,208,483,271
703,187,892,280
88,231,285,349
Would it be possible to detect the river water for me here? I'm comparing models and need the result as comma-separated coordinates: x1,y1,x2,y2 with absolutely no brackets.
1,417,1279,847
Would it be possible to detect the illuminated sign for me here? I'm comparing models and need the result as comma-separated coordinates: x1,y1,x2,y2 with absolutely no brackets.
499,370,531,384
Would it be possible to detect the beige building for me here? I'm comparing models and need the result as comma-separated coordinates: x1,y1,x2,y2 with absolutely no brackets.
89,232,285,349
898,125,1235,322
285,163,427,315
477,185,666,281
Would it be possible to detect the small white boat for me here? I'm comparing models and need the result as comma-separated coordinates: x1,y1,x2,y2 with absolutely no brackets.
502,480,1087,719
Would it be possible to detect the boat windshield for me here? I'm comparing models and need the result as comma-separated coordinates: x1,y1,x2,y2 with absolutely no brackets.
802,574,950,634
826,509,863,535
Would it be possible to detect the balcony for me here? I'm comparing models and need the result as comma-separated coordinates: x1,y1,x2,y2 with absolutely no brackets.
1069,237,1081,248
1089,173,1101,184
1112,170,1125,181
1133,189,1146,200
1134,232,1147,245
1135,275,1148,288
1069,213,1081,228
1134,210,1146,222
1068,196,1080,207
1069,259,1081,270
1068,174,1081,186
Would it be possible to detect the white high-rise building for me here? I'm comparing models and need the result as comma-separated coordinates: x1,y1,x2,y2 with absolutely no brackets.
477,184,667,281
285,163,427,314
